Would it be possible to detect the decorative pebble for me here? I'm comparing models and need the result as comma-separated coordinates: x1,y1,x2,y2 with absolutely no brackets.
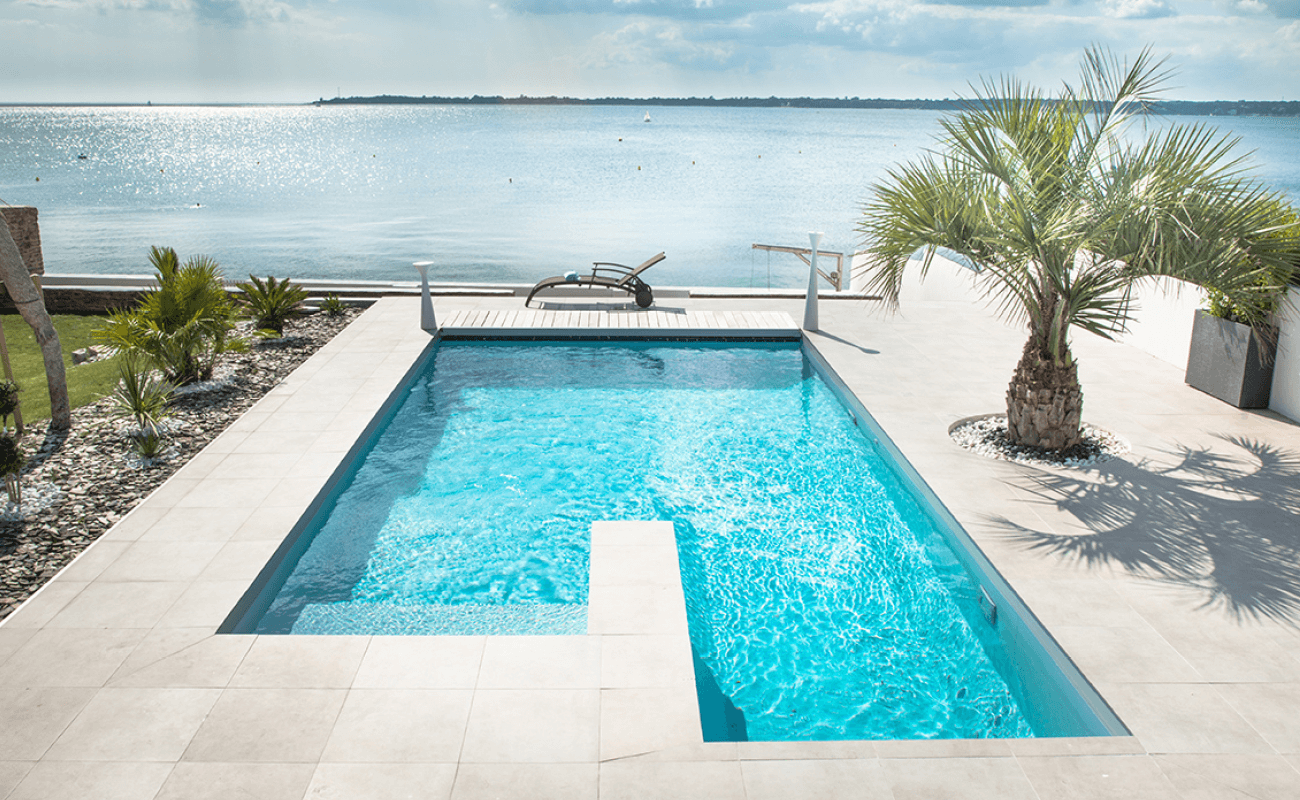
0,309,362,621
949,415,1130,467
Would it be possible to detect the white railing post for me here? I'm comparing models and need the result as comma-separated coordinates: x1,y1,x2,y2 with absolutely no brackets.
804,232,823,331
413,261,437,332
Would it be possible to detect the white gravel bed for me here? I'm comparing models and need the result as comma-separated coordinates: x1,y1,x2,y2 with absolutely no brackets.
950,414,1130,468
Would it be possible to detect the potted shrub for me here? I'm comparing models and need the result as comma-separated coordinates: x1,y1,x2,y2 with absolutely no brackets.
1185,305,1275,408
1185,215,1299,408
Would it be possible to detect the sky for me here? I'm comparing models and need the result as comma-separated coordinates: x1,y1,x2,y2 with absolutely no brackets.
1,0,1297,103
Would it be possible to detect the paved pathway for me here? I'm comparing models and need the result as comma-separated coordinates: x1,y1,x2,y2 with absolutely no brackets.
0,294,1295,798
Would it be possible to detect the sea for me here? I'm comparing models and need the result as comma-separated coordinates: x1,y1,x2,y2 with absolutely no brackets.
1,105,1297,288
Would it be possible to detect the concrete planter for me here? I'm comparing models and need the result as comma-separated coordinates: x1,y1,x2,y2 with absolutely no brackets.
1185,309,1275,408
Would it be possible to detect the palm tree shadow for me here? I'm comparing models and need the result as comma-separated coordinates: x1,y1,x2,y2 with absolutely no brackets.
992,435,1300,625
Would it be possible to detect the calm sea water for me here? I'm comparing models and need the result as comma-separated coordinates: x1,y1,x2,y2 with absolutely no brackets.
1,105,1297,287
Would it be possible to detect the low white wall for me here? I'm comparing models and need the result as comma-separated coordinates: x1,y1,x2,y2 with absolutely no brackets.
1116,277,1205,371
850,251,984,304
1270,286,1300,423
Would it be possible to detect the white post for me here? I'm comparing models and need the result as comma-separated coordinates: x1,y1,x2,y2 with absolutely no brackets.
413,261,437,332
804,232,823,331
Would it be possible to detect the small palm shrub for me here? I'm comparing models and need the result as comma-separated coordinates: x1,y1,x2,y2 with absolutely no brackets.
237,275,309,336
0,434,22,504
318,293,347,316
95,246,246,385
110,352,174,459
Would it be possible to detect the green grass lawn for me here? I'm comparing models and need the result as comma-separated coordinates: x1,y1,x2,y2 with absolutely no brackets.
0,314,120,424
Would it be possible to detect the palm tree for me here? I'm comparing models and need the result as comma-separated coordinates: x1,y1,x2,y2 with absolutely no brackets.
858,47,1299,451
96,247,245,386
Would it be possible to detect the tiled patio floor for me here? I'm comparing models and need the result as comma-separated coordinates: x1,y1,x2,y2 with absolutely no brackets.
0,294,1297,798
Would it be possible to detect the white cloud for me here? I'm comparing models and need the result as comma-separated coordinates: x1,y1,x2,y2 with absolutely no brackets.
3,0,1299,100
1100,0,1177,17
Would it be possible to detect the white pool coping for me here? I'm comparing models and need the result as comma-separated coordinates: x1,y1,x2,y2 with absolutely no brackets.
0,295,1296,799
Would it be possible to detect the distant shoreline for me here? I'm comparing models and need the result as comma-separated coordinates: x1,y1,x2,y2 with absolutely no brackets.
312,95,1300,117
2,98,1296,117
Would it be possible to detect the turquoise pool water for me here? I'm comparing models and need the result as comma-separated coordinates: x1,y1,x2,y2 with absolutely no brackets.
238,339,1083,740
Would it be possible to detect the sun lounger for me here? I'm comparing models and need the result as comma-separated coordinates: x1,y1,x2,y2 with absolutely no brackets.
525,252,665,308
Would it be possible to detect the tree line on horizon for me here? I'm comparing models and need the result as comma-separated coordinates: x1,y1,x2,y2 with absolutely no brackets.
312,94,1300,117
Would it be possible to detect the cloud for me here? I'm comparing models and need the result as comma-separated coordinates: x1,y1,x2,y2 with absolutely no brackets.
502,0,788,22
1100,0,1177,17
16,0,308,27
587,17,766,71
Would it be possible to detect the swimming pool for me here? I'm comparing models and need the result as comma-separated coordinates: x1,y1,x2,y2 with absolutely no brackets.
224,337,1125,741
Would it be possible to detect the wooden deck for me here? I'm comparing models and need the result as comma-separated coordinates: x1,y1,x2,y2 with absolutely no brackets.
440,307,800,338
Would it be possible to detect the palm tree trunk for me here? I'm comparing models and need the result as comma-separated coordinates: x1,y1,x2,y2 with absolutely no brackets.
1005,335,1083,451
0,222,70,431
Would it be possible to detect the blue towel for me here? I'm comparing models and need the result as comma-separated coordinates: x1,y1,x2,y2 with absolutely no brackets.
564,270,579,282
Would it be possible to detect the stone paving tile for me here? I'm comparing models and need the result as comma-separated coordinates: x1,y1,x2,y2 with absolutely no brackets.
1049,625,1203,684
601,686,703,761
229,635,368,689
182,688,347,763
136,505,254,544
155,580,252,629
55,540,131,583
0,688,96,760
95,505,169,543
6,761,174,800
107,628,253,689
1215,682,1300,754
98,541,225,583
600,634,694,689
1017,754,1181,800
308,762,458,800
1155,754,1300,800
0,627,35,669
351,636,484,690
1098,683,1272,754
598,760,747,800
197,540,281,583
0,762,32,798
0,581,87,629
46,687,222,762
450,763,597,800
320,689,474,763
880,756,1038,800
460,689,600,763
230,505,311,542
740,757,894,800
0,627,145,687
477,635,601,690
153,762,316,800
735,741,876,761
586,585,687,635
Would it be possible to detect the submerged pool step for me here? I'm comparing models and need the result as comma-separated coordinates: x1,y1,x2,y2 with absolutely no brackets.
291,601,587,636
